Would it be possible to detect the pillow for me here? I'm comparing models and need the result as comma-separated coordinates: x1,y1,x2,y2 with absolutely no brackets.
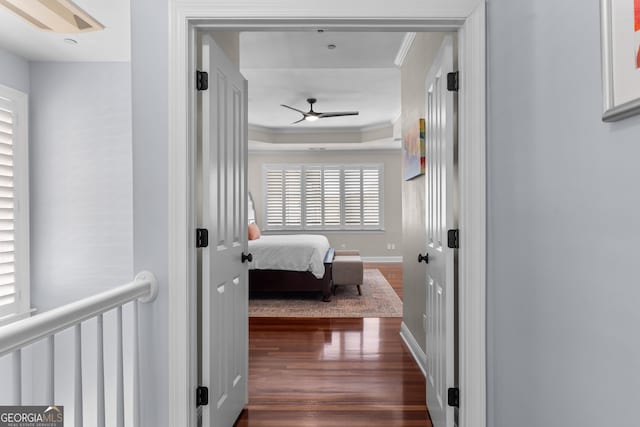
248,222,261,240
248,192,256,224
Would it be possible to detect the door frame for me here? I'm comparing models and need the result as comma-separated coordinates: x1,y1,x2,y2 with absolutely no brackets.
167,3,486,427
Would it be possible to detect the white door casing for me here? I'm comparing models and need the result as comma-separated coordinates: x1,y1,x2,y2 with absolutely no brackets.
425,35,457,427
200,34,248,427
168,4,487,427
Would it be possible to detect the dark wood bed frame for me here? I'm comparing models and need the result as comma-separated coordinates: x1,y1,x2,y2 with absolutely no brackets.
249,247,335,302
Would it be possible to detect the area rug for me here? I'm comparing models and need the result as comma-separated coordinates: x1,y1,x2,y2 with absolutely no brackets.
249,269,402,318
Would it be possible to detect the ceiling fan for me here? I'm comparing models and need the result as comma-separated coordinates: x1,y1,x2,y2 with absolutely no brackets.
280,98,359,124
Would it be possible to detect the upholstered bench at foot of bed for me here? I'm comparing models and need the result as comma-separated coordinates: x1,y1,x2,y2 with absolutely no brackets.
332,250,364,296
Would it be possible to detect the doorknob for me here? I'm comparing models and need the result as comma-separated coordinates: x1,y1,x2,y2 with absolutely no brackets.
418,253,429,264
241,252,253,263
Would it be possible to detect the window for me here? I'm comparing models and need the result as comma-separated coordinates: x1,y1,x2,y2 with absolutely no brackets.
263,163,383,231
0,84,29,321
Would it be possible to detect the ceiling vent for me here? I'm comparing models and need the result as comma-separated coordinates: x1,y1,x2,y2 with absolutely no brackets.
0,0,104,33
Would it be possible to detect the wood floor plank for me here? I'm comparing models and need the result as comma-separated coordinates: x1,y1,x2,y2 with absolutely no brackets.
236,263,430,426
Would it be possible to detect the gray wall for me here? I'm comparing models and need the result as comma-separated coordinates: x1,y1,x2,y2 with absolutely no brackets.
131,0,169,426
400,32,445,351
129,2,640,426
0,46,29,406
27,62,133,422
488,1,640,426
248,150,403,258
29,62,133,310
0,47,29,93
0,56,135,420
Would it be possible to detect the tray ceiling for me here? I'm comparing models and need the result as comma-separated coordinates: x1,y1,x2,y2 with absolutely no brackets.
240,31,405,131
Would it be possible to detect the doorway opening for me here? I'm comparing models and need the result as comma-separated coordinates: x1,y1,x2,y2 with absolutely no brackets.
169,8,486,427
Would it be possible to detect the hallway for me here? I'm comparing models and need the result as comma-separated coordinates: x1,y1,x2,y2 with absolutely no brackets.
235,264,431,427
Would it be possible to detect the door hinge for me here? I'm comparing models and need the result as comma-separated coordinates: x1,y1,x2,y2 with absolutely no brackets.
448,387,459,407
196,386,209,406
447,229,459,249
196,228,209,248
447,71,459,92
196,70,208,91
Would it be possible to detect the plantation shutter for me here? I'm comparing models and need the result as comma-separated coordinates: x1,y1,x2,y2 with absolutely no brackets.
263,163,382,231
283,168,302,227
304,167,322,227
362,166,381,227
265,168,284,228
322,167,341,227
264,166,302,229
343,168,363,227
0,99,17,317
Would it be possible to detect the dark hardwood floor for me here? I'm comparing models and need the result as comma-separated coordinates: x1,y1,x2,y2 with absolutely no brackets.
235,263,431,427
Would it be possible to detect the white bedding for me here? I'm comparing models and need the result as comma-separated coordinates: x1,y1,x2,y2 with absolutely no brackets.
248,234,331,279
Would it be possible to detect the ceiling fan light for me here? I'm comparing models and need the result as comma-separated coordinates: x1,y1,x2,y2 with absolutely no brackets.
305,116,319,122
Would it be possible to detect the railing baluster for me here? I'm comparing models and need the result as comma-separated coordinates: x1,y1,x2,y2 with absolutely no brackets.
45,335,54,404
0,271,157,426
75,324,83,427
12,350,21,405
116,306,124,427
133,301,140,427
97,314,105,427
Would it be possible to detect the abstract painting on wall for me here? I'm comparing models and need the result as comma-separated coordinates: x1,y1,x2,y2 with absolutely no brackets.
403,118,425,181
600,0,640,121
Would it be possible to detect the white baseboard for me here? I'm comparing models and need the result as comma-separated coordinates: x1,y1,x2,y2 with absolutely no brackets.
399,321,426,378
361,256,403,263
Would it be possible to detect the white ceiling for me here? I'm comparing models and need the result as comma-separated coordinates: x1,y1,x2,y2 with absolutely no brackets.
0,12,405,139
240,31,405,131
0,0,130,61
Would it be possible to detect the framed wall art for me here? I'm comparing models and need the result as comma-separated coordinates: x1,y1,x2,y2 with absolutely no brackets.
601,0,640,121
403,118,425,181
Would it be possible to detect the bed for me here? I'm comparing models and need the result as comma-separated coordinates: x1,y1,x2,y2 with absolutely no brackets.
247,234,335,302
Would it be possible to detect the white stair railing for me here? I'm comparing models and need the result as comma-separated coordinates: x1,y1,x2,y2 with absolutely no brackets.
0,271,158,427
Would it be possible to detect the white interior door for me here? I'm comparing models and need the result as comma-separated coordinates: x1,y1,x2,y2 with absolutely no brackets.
424,35,457,427
200,34,248,427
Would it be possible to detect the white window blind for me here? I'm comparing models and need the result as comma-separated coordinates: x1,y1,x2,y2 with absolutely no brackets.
263,164,383,231
322,167,342,228
304,167,322,227
265,166,303,228
0,85,29,321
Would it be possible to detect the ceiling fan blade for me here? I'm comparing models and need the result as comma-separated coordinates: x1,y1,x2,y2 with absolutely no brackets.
291,117,306,124
318,111,360,118
281,104,307,114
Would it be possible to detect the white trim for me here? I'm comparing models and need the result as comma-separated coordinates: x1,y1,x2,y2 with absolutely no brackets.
399,321,426,377
458,4,487,427
0,272,157,358
248,122,395,147
361,256,403,263
169,5,486,427
249,121,393,136
394,32,417,67
0,84,30,319
248,140,400,152
168,6,197,427
0,308,36,328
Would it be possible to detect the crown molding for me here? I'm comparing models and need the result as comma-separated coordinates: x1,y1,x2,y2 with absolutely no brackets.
249,120,392,135
248,122,394,145
248,138,401,152
394,32,416,67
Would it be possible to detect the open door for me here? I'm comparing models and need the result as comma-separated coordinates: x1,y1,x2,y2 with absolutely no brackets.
199,34,249,427
424,36,458,427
